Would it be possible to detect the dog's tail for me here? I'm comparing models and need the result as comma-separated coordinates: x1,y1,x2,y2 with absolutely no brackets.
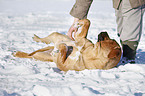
13,51,32,58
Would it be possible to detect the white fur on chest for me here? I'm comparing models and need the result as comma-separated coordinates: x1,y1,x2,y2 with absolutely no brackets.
69,45,83,61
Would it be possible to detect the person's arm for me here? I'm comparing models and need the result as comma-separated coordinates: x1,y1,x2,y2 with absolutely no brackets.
70,0,93,19
68,0,93,40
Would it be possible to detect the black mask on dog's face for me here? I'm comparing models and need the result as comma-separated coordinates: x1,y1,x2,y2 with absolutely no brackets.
97,32,110,42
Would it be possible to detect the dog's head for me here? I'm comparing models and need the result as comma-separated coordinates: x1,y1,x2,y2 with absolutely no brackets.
97,32,121,59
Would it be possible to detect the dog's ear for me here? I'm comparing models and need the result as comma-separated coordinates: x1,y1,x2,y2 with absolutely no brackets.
108,48,121,59
98,32,110,42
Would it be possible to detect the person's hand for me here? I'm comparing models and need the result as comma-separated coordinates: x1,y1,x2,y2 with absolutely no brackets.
67,18,79,40
67,25,78,40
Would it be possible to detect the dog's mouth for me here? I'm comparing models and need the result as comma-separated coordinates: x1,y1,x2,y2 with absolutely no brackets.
97,32,110,42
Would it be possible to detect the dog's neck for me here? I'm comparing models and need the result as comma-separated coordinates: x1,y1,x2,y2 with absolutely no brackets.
94,42,101,54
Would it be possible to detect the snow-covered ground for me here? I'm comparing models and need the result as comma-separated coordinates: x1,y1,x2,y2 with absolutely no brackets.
0,0,145,96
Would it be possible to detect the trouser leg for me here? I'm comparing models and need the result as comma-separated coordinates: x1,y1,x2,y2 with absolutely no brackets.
115,0,145,60
115,6,123,37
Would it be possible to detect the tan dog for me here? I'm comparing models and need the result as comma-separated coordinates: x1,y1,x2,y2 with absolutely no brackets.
13,19,121,71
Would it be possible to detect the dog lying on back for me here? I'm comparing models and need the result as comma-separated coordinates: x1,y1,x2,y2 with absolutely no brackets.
13,19,121,71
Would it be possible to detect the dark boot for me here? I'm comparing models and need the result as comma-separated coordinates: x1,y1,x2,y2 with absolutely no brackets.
121,41,138,63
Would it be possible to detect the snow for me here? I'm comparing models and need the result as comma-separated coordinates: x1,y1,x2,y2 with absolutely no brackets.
0,0,145,96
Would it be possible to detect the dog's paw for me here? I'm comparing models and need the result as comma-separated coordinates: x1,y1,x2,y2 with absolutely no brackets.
12,51,18,57
33,34,41,42
12,51,31,58
12,51,24,57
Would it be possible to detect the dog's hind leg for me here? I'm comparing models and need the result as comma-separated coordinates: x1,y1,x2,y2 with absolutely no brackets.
32,51,53,62
33,32,71,44
28,46,54,56
13,51,32,58
13,46,54,59
33,34,51,44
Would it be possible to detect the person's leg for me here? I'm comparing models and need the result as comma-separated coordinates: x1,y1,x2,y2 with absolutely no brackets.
116,0,145,62
115,5,123,37
121,0,144,42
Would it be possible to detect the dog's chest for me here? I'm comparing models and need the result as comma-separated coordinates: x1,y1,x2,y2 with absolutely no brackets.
68,46,83,61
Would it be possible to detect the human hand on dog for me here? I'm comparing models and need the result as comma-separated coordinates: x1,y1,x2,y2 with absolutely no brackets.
68,26,78,40
67,18,79,40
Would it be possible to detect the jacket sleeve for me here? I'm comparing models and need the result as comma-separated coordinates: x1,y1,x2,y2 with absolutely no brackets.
112,0,121,9
70,0,93,19
129,0,145,8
